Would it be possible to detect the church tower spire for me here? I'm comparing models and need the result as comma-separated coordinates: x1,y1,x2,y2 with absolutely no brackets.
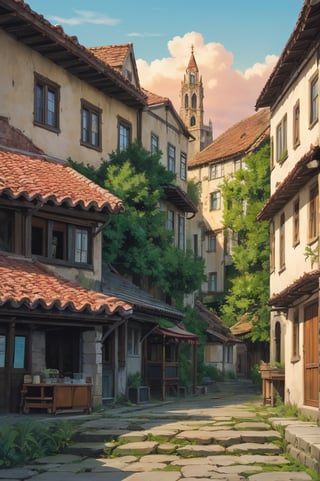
180,46,213,157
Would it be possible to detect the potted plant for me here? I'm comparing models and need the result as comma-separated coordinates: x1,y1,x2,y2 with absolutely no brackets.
127,372,150,403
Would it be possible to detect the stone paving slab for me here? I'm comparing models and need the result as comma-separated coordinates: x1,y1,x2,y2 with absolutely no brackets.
113,441,158,456
118,432,147,442
226,442,281,454
248,472,312,480
234,422,270,430
0,469,37,479
176,444,225,456
123,473,181,481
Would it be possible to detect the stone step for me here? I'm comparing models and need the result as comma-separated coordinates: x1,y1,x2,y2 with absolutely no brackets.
63,441,106,457
74,428,125,443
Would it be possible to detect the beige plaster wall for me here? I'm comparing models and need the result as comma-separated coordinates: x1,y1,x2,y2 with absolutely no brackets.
0,31,138,168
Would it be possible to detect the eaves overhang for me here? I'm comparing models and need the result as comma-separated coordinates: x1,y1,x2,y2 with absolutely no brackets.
162,184,197,215
257,146,320,221
268,270,320,308
0,0,146,108
256,0,320,109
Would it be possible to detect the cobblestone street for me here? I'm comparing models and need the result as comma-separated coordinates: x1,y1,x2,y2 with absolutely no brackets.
0,381,318,481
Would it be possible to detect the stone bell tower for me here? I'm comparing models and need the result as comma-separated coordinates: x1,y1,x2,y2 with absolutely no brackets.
180,46,213,158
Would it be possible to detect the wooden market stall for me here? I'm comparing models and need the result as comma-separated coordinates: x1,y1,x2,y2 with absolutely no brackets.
144,325,198,400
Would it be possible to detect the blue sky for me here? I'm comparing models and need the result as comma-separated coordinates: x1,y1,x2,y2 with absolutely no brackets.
25,0,304,136
26,0,302,70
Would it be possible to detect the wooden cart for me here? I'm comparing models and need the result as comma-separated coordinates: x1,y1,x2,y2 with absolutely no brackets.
21,383,92,414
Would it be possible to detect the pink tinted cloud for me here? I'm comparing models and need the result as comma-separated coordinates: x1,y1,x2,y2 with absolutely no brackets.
137,32,277,138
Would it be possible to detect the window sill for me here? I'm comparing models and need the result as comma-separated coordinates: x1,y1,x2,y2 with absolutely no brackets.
32,255,93,271
291,356,301,364
309,118,318,130
80,141,102,152
33,121,60,134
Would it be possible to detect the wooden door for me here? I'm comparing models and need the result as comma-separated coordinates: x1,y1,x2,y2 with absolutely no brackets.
304,303,319,407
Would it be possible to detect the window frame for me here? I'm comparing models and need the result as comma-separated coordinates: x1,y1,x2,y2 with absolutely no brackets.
308,183,319,243
276,114,287,163
207,233,216,252
167,143,176,173
210,191,221,210
279,212,286,271
127,325,140,356
31,217,92,267
150,132,159,154
209,162,224,180
34,72,60,132
208,272,217,292
310,74,318,127
80,99,102,151
270,221,275,273
293,100,300,149
180,152,187,181
166,210,174,233
178,214,185,250
118,118,132,151
292,309,300,363
292,198,300,247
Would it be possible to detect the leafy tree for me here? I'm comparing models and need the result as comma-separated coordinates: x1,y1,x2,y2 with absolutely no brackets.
69,142,205,303
220,142,271,341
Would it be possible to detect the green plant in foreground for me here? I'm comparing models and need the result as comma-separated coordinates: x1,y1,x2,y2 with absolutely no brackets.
0,420,76,469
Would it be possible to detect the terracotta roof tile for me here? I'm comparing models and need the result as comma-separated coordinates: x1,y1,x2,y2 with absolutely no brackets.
0,253,132,316
141,88,170,106
89,44,132,70
0,147,124,213
188,108,270,168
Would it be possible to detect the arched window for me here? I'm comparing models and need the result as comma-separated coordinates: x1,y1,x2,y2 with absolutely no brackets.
184,94,188,108
190,116,196,126
275,321,281,362
192,93,197,109
190,72,195,84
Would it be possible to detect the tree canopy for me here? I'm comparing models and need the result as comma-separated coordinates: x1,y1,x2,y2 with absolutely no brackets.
69,142,205,304
219,142,271,341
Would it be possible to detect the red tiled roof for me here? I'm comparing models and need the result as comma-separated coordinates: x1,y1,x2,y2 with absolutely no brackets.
141,88,170,106
0,147,124,214
0,253,132,317
188,109,270,168
0,1,146,108
89,44,132,70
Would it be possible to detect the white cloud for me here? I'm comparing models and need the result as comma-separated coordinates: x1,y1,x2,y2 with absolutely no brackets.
48,10,120,26
137,32,278,138
127,32,164,38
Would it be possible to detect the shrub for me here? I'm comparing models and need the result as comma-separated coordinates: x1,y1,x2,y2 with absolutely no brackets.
0,420,76,469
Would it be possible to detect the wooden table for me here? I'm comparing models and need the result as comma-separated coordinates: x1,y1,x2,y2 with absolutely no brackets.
21,383,92,414
260,369,285,406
